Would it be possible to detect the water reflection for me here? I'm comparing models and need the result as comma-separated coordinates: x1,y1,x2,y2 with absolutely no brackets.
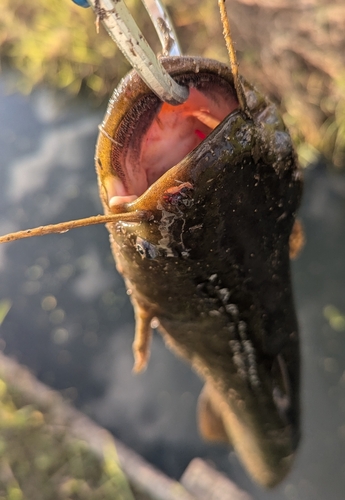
0,80,344,499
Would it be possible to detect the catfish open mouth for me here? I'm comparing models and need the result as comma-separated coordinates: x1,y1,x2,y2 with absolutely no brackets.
103,67,239,208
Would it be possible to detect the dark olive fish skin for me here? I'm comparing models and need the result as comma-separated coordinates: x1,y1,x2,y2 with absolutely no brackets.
95,57,303,488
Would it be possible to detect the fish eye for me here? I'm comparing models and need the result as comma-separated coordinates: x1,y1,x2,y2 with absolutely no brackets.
135,237,157,259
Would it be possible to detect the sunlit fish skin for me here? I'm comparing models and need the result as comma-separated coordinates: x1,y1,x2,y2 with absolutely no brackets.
95,56,303,488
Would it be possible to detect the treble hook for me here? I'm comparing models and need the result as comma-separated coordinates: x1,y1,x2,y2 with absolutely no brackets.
76,0,189,105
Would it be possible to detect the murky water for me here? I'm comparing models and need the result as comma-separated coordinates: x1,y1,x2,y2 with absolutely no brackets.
0,81,344,500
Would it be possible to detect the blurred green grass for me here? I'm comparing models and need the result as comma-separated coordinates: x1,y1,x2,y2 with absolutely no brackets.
0,0,127,97
0,376,135,500
0,0,224,98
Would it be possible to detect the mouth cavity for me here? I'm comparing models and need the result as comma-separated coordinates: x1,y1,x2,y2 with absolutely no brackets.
107,74,239,208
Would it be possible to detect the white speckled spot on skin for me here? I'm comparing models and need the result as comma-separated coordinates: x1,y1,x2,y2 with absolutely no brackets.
156,201,177,257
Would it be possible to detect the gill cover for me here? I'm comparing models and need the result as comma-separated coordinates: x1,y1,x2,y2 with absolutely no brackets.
95,56,303,488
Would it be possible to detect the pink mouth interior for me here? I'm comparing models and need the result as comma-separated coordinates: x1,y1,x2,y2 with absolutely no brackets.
109,86,238,207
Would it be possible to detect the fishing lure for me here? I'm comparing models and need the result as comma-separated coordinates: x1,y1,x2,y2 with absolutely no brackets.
0,0,304,488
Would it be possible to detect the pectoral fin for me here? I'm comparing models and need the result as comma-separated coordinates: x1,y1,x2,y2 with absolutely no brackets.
289,219,305,259
132,302,154,373
197,383,230,444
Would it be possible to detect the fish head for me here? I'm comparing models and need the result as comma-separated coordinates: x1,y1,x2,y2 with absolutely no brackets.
96,55,302,285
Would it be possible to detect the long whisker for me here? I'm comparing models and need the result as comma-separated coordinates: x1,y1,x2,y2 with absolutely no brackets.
0,211,149,244
218,0,250,116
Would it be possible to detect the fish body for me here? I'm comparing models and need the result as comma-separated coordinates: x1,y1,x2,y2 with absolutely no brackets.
95,56,303,487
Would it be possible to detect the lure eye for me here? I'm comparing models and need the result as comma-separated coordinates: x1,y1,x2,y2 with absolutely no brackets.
135,237,157,259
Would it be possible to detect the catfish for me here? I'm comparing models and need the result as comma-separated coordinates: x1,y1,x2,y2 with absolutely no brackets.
0,28,304,493
0,53,303,487
95,55,304,487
